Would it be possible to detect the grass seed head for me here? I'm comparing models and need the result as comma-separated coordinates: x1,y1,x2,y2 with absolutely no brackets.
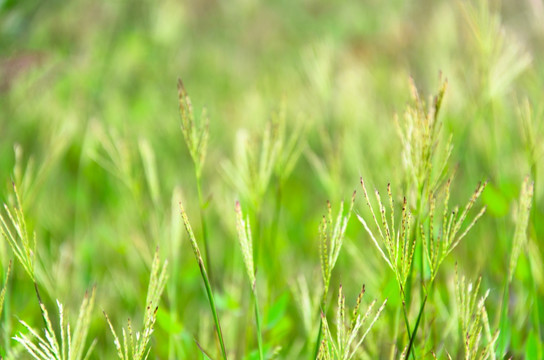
508,177,534,283
14,287,96,360
0,183,36,282
235,201,256,289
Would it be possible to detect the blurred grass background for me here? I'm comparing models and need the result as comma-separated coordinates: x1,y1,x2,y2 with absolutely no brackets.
0,0,543,358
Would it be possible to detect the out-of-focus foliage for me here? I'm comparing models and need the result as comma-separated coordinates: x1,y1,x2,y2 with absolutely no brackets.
0,0,543,358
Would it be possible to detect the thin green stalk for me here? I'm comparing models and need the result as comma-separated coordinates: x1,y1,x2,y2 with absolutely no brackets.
234,286,250,359
196,177,213,285
496,279,510,357
180,205,228,360
1,293,9,356
405,295,427,359
1,261,11,356
400,287,416,360
168,247,181,359
527,250,542,359
529,165,542,357
198,250,227,360
415,185,426,301
269,182,283,274
253,205,264,273
312,286,330,360
414,185,426,359
252,289,264,360
392,303,401,359
311,316,323,360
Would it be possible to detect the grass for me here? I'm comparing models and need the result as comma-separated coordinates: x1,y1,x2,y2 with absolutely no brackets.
1,0,543,358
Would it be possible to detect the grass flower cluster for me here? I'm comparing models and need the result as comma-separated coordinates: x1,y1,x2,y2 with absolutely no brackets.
14,289,96,360
318,285,387,360
455,270,498,360
104,249,168,360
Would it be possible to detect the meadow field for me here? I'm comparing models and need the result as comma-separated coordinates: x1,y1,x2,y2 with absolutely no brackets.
0,0,543,358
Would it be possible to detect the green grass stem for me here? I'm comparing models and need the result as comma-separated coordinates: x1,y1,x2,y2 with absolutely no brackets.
405,294,427,359
196,177,213,285
180,203,228,360
252,289,264,360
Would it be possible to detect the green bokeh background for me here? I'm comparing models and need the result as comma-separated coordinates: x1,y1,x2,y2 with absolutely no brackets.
1,0,543,358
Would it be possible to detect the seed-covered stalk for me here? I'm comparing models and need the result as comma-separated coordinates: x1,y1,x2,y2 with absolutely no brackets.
319,192,356,303
317,284,387,360
235,201,264,360
177,80,213,283
421,180,487,283
0,182,50,320
104,249,168,360
180,203,227,360
313,194,356,358
497,177,535,357
455,267,499,359
358,179,417,357
14,287,97,360
517,99,543,359
507,177,534,283
358,179,416,299
396,77,451,309
0,183,36,283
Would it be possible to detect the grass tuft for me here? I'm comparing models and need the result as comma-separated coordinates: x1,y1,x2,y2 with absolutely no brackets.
104,249,168,360
319,192,356,303
421,179,487,283
507,177,534,283
358,179,415,296
317,284,387,360
0,183,36,282
14,287,96,360
455,267,499,359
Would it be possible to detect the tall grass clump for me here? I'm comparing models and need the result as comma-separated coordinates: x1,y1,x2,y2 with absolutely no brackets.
421,180,487,284
358,79,488,357
0,183,37,285
2,1,544,358
455,269,498,359
104,249,168,360
312,194,356,358
319,193,356,303
14,288,96,360
496,176,537,358
317,285,386,360
507,177,534,284
358,181,415,297
396,77,451,210
1,183,96,360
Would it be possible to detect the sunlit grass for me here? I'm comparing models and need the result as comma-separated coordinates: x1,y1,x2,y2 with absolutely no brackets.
0,0,542,358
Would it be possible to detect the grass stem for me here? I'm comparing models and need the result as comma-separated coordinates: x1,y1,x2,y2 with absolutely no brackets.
181,204,228,360
196,176,213,286
312,316,323,360
405,295,427,359
252,289,264,360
